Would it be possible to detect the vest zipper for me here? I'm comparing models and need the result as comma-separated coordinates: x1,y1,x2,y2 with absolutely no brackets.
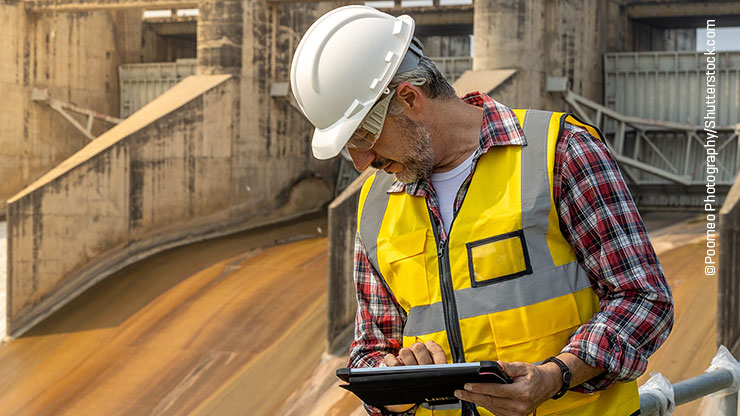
427,210,465,364
428,200,480,416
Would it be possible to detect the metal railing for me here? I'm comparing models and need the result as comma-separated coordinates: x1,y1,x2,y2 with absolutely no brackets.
639,346,740,416
547,77,739,208
548,83,740,187
640,371,737,415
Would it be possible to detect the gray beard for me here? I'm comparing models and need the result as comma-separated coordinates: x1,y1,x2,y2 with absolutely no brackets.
390,115,434,184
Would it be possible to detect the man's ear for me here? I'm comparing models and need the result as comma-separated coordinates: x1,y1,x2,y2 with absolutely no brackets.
395,82,424,116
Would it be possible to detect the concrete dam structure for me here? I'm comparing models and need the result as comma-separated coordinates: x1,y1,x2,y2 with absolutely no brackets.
3,0,339,336
1,0,740,415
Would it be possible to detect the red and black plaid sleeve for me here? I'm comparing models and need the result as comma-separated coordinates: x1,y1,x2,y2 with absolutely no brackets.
554,123,674,392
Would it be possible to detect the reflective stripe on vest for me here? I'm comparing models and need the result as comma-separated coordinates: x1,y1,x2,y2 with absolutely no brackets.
357,110,640,416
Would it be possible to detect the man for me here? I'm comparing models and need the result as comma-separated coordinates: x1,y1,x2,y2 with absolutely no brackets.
290,6,673,416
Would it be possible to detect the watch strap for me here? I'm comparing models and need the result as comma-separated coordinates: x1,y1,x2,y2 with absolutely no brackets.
543,356,572,400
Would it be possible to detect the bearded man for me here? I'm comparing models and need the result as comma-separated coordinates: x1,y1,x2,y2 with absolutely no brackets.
290,6,673,416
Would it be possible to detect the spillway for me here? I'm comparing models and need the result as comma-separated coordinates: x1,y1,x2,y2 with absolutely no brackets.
0,216,328,416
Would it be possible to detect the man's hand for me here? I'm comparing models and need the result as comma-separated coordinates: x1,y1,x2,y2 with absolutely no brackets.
382,340,448,413
453,360,561,416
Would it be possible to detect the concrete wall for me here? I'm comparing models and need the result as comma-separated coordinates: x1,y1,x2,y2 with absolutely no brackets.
473,0,630,110
472,0,700,110
6,72,337,336
236,1,341,221
7,76,233,334
5,0,342,336
0,2,143,211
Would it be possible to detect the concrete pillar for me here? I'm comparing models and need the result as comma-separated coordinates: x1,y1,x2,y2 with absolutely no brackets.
473,0,619,110
197,0,243,75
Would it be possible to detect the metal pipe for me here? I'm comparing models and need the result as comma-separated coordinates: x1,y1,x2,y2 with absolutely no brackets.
673,369,734,406
639,369,737,416
639,392,662,415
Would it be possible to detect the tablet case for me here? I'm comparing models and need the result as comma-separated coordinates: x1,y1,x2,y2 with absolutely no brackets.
336,361,513,407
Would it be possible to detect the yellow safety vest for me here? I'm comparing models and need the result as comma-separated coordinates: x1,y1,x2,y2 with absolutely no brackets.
357,109,640,416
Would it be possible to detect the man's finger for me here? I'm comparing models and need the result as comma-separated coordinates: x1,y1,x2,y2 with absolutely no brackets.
398,347,419,366
383,353,403,367
500,361,530,377
409,342,434,365
425,340,447,364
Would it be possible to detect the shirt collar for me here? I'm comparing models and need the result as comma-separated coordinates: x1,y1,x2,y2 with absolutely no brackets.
386,92,526,195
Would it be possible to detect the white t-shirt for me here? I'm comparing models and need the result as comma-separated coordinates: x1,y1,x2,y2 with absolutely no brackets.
430,152,476,234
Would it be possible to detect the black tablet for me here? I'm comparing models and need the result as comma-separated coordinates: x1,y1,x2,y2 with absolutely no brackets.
336,361,513,408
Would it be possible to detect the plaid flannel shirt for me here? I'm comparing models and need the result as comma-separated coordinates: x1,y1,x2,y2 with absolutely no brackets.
349,92,674,416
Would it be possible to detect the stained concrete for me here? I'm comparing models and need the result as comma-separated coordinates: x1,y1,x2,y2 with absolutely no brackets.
473,0,618,110
0,2,143,208
197,0,242,76
6,72,336,336
29,0,197,12
7,75,239,336
472,0,696,111
5,0,342,337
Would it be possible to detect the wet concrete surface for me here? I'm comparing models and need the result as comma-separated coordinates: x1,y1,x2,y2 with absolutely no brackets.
0,215,328,416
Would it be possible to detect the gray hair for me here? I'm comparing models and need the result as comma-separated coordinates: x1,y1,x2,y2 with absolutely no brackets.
387,56,457,115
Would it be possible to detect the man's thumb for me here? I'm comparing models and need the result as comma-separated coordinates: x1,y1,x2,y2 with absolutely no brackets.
499,361,529,377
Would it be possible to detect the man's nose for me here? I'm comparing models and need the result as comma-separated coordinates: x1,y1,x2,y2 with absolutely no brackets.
347,148,376,171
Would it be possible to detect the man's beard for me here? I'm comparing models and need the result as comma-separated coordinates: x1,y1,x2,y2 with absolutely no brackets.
370,114,434,184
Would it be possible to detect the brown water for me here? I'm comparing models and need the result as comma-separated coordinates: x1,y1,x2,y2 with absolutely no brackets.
0,216,328,416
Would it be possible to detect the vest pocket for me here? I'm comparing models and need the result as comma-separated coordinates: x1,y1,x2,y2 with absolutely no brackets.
466,229,533,287
379,229,431,309
385,228,428,263
488,292,583,362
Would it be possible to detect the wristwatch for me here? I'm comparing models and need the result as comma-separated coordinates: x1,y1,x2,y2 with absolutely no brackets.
542,356,572,400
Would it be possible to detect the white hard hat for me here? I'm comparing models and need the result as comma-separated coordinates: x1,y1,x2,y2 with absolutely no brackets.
290,5,422,159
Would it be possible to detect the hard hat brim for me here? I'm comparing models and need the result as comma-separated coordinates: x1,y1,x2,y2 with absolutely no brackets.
311,108,368,160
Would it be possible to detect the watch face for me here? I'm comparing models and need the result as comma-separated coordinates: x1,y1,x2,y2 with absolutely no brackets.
563,371,572,384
